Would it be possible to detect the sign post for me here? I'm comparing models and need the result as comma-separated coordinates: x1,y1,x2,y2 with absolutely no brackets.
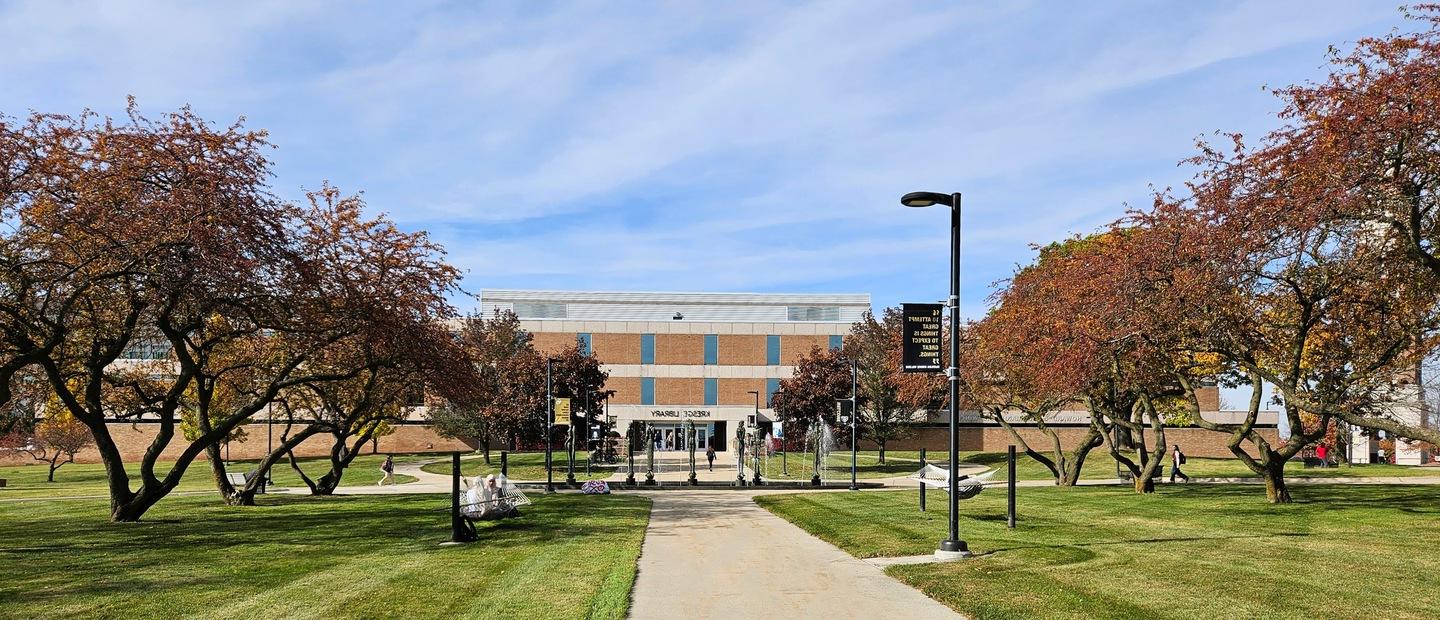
901,303,944,373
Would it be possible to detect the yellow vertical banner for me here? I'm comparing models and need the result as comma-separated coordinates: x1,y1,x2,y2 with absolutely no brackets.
553,398,571,426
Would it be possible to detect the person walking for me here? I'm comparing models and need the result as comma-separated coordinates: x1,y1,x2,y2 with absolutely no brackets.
1169,445,1190,483
1316,443,1329,468
706,445,716,471
378,454,394,486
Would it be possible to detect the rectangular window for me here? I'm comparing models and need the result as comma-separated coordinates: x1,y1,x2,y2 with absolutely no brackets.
787,306,841,321
766,335,781,365
640,377,655,405
765,378,780,407
513,302,566,318
828,335,843,351
704,378,718,406
703,334,718,365
576,333,592,356
640,334,655,364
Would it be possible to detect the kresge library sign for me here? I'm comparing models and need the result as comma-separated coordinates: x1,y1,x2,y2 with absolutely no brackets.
649,409,713,419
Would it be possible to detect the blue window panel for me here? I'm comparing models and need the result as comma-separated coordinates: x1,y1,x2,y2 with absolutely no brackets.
641,334,655,365
704,378,718,406
829,335,843,351
703,334,718,365
765,378,780,407
641,377,655,405
766,335,781,365
576,333,592,356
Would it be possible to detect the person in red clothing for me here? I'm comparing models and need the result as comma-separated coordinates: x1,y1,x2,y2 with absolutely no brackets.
1316,443,1329,468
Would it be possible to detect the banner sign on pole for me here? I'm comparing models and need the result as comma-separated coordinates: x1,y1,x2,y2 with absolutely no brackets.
901,303,944,373
553,398,571,426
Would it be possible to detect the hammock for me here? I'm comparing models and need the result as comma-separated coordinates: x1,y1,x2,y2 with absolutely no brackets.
460,474,532,520
908,464,997,500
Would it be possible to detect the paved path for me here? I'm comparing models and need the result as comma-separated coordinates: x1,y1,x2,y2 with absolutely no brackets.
628,489,960,620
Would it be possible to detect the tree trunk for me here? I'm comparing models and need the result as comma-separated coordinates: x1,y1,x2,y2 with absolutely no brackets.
234,426,322,506
47,455,60,482
111,492,164,522
482,439,491,465
205,442,246,506
877,442,885,464
1262,460,1292,503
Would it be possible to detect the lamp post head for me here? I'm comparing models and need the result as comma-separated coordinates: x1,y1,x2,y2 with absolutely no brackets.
901,191,956,208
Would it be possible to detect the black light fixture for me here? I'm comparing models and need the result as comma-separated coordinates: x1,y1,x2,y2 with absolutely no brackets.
901,191,956,208
900,189,970,560
673,312,684,320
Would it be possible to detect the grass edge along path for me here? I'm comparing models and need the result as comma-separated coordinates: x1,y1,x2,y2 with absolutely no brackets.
755,485,1440,619
0,492,652,619
0,454,425,500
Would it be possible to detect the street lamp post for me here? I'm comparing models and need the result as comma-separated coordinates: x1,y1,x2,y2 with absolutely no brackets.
901,190,970,559
545,357,555,494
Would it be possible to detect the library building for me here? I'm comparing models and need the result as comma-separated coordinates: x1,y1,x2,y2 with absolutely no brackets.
479,289,870,452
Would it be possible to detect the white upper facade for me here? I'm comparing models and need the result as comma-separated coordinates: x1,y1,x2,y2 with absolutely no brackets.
479,289,871,323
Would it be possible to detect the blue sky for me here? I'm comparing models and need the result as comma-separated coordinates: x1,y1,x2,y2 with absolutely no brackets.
0,1,1414,322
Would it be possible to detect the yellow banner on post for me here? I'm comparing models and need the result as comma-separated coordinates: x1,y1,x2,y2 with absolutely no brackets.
553,398,571,426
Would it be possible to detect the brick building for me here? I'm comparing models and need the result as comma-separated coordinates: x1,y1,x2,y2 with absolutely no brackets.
481,289,869,453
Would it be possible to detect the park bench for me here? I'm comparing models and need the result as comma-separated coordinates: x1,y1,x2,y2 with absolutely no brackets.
225,470,266,494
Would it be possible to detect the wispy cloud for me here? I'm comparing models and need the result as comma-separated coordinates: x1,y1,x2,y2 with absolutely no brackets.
0,0,1409,314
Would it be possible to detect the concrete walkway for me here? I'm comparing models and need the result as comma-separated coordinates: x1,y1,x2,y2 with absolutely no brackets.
628,489,960,619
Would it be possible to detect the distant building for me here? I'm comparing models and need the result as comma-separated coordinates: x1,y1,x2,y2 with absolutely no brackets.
480,289,869,452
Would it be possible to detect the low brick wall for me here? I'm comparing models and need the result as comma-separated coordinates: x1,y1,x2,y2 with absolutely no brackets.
0,422,475,466
859,426,1280,459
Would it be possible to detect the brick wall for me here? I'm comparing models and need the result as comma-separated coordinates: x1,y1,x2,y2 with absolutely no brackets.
531,332,578,356
607,376,642,405
655,377,703,405
593,333,641,364
718,335,767,365
781,335,829,365
0,423,475,466
655,334,702,365
718,378,768,406
857,426,1279,459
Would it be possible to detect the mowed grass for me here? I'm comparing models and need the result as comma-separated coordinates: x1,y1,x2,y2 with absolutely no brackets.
869,450,1436,481
756,485,1440,619
0,454,425,500
0,492,651,619
420,451,616,482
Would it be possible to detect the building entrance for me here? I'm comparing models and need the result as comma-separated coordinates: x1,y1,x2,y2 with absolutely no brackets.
648,423,713,452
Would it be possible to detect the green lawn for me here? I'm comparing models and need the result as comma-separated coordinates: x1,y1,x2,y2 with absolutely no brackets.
845,450,1436,482
756,485,1440,619
0,492,651,619
420,451,617,482
0,454,424,500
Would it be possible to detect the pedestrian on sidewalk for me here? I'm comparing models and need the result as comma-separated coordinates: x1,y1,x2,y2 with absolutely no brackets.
378,454,394,486
1170,445,1190,483
706,445,716,471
